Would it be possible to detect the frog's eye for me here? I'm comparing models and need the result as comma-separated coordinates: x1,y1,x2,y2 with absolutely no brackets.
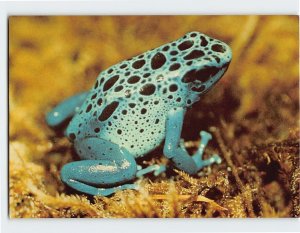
181,66,219,83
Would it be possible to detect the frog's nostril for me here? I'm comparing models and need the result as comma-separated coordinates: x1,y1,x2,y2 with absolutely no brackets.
211,44,226,53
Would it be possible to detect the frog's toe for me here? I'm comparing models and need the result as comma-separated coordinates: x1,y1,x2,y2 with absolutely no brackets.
153,164,166,176
212,154,222,164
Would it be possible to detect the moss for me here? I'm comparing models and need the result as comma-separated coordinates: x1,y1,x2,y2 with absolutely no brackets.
9,16,299,218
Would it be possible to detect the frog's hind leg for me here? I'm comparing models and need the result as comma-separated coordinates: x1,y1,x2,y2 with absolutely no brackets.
163,107,221,175
46,92,89,127
60,137,138,196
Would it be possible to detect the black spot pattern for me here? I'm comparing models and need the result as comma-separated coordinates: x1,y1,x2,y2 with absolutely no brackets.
151,52,166,69
132,59,145,69
178,40,193,51
184,50,205,60
98,101,119,121
140,84,156,95
212,44,225,53
128,75,141,84
103,75,119,92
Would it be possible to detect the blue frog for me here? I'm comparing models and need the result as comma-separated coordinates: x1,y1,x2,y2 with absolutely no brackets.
46,32,232,196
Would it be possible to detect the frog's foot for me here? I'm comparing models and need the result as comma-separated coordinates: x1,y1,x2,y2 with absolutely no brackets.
61,159,138,196
163,108,221,175
46,92,89,128
136,164,166,178
61,137,139,196
191,130,222,169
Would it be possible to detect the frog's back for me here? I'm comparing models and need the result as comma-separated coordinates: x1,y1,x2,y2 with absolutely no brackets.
67,31,231,157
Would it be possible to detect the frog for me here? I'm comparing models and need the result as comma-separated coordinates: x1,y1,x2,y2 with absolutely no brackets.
46,31,232,196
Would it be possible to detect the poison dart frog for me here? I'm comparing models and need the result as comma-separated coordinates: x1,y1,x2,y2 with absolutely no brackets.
46,32,232,196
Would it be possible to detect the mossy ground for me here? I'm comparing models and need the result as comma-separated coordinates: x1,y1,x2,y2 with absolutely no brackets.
9,16,299,218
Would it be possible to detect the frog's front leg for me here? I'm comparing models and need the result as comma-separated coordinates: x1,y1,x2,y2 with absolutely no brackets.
46,92,89,127
163,107,221,175
60,137,138,196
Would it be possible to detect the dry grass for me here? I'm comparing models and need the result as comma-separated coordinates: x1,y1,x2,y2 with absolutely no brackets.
9,16,299,218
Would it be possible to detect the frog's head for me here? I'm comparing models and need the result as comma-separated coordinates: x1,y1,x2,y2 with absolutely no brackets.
176,32,232,98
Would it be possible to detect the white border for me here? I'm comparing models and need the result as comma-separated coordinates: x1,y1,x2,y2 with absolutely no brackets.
1,1,299,233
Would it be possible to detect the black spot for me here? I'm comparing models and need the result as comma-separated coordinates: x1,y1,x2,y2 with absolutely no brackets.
129,103,136,108
117,129,122,135
141,108,147,114
186,61,193,66
178,40,194,51
69,133,76,140
176,97,181,102
204,57,212,62
212,55,220,63
169,84,178,92
184,50,205,60
187,99,192,104
190,33,197,37
132,59,146,69
169,63,181,71
139,84,156,95
114,85,123,92
151,52,166,70
154,100,159,105
168,95,173,99
170,50,178,56
212,44,226,53
86,104,92,113
162,45,170,51
192,85,206,92
94,80,99,89
103,75,119,92
143,73,151,78
98,101,119,121
122,110,127,115
155,119,159,124
100,77,105,85
140,129,144,133
120,64,127,69
200,36,208,46
91,93,97,100
97,98,103,106
94,128,100,133
170,57,177,62
107,68,113,74
125,71,130,76
128,75,141,84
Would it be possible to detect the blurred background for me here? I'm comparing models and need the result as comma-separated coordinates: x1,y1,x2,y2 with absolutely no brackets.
9,16,299,218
